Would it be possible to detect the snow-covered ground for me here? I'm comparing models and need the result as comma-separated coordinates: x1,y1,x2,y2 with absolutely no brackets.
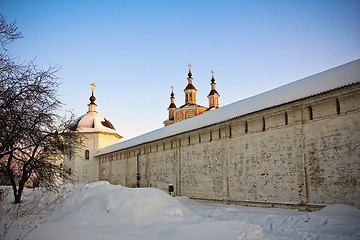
1,182,359,240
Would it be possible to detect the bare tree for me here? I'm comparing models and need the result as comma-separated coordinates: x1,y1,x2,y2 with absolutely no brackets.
0,14,22,50
0,14,79,203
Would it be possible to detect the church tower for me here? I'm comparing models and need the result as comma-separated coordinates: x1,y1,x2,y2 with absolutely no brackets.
66,83,122,183
207,70,220,109
184,64,197,105
164,86,177,126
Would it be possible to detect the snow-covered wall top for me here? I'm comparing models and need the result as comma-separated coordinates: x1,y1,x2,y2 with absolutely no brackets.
97,59,360,156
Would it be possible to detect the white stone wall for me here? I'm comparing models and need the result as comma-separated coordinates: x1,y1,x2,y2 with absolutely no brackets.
99,84,360,208
65,132,120,183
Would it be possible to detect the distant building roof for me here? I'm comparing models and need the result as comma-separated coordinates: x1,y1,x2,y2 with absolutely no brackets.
178,103,206,109
184,83,196,90
97,59,360,156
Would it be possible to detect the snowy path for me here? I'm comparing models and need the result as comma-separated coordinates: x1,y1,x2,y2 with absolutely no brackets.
1,182,360,240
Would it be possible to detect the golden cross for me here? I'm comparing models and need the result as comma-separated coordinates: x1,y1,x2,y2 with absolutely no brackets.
211,70,214,77
188,63,192,70
171,85,174,91
90,83,96,91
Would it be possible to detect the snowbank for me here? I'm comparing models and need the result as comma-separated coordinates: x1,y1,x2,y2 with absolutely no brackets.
1,182,360,240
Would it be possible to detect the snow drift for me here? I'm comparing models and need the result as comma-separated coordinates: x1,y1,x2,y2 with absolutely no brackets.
1,182,360,240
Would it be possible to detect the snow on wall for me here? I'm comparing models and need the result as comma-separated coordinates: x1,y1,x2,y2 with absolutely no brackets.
97,59,360,156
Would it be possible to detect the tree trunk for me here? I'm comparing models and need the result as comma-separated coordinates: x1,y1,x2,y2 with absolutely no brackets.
14,185,24,204
6,153,19,203
6,152,30,204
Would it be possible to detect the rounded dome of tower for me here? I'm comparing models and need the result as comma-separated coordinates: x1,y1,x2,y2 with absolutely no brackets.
70,85,121,137
70,112,117,133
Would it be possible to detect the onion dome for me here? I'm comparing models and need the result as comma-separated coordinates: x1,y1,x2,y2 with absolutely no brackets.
188,69,192,78
185,70,196,90
208,75,219,96
89,92,96,104
168,90,177,109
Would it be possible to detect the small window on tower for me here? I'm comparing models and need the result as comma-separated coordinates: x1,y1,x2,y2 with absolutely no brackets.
308,106,313,120
85,150,90,160
336,98,340,115
262,117,266,131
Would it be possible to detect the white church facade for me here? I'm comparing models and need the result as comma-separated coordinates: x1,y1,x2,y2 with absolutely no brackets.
67,60,360,210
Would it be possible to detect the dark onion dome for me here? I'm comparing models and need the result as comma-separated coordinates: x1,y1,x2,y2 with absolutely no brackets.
89,92,96,104
208,76,220,96
188,70,192,78
168,90,177,109
70,112,117,134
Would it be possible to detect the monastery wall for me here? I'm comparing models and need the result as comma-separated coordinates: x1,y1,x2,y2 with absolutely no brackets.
99,84,360,209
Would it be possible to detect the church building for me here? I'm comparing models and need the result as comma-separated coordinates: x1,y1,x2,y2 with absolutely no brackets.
164,64,220,126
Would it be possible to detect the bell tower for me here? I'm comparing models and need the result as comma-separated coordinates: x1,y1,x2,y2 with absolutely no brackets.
184,63,197,105
168,86,176,119
207,70,220,109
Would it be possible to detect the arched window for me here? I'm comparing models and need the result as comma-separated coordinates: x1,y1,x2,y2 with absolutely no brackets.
85,150,90,160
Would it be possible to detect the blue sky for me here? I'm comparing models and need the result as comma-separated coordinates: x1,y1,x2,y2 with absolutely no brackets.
2,0,360,140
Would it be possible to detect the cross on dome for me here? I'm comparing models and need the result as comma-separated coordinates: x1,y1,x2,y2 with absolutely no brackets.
188,63,192,70
211,70,214,77
90,83,96,91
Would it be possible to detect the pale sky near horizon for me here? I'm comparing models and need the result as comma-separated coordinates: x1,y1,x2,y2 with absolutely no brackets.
1,0,360,140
